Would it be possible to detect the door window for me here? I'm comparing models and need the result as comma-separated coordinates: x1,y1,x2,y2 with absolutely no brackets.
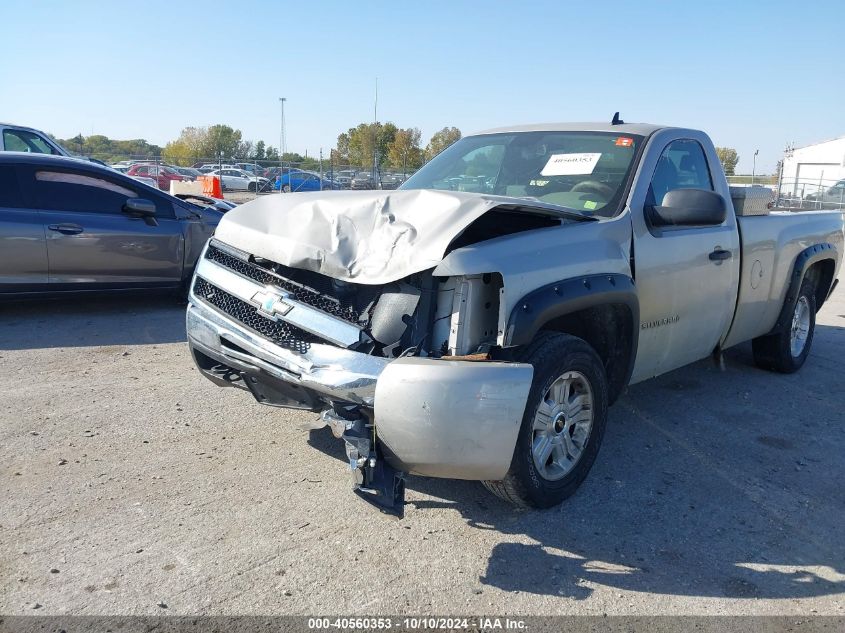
3,129,60,155
648,139,713,206
29,169,177,218
33,170,138,214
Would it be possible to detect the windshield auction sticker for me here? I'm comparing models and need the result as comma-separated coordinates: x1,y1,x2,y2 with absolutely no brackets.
540,152,601,176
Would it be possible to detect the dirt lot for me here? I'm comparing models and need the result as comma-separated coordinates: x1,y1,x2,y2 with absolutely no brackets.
1,286,843,616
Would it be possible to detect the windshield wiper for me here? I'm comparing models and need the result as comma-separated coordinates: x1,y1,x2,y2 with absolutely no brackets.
513,196,598,221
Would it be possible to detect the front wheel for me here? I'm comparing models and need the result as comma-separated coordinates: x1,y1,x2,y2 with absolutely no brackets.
752,277,816,373
282,184,291,193
483,332,608,508
247,182,257,192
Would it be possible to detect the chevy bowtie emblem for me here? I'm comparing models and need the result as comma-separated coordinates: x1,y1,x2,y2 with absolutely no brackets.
252,289,293,321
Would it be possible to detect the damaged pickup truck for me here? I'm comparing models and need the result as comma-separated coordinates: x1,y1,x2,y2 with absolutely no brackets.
186,120,844,515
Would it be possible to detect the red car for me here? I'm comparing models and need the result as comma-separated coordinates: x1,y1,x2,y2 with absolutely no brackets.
126,164,185,190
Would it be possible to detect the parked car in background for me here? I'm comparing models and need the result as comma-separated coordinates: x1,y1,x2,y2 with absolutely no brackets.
805,180,845,209
379,174,402,190
127,174,160,189
334,175,352,188
274,170,338,192
174,193,238,213
208,168,269,192
236,162,265,175
1,123,70,156
171,166,201,181
0,153,222,297
350,172,375,190
126,164,186,191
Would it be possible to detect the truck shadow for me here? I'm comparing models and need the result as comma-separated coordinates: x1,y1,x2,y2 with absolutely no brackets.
0,295,187,350
392,335,845,601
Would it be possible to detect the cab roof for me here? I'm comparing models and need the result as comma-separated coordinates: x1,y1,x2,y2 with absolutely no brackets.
472,121,669,137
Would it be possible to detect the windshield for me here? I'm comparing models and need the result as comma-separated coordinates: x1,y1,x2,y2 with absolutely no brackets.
401,131,643,216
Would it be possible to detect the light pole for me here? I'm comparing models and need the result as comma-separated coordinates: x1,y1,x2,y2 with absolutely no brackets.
279,97,287,194
752,149,759,185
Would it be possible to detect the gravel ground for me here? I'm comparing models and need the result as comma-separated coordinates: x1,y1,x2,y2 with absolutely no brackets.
1,286,843,616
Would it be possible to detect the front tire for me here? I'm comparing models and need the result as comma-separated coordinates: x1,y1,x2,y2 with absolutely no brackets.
483,332,608,508
752,277,816,373
282,184,291,193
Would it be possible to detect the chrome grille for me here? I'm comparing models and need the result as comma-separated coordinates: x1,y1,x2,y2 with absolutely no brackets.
206,244,364,325
192,277,318,354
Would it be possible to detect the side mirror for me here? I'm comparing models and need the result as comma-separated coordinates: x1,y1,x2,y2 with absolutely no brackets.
648,188,726,227
123,198,158,226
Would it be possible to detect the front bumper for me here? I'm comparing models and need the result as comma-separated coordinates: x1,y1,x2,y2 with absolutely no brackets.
187,261,533,481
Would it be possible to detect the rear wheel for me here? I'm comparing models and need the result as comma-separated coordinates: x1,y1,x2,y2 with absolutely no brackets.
483,332,608,508
282,184,291,193
752,277,816,373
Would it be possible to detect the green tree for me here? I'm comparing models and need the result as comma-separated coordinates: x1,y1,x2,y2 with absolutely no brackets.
204,124,243,160
426,126,461,160
265,146,279,161
253,140,266,160
162,126,208,165
343,122,398,168
715,147,739,176
335,132,350,164
57,134,162,163
388,127,423,170
238,139,254,159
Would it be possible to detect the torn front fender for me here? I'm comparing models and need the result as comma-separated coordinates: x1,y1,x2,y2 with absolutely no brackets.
374,357,533,480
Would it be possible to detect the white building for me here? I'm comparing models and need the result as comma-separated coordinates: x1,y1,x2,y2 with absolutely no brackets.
781,135,845,197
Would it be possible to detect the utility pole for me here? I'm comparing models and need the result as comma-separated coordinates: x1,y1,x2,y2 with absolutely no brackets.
752,149,759,185
372,78,378,183
319,147,323,191
279,97,287,194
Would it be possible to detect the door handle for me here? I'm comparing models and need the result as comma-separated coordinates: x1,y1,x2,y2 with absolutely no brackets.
709,248,732,262
47,223,84,235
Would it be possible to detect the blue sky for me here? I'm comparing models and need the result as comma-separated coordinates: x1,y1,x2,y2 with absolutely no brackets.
2,0,843,172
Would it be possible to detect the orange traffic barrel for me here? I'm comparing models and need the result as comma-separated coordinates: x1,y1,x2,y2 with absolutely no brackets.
198,175,223,199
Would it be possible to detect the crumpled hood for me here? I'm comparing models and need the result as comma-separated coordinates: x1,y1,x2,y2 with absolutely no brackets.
214,189,572,284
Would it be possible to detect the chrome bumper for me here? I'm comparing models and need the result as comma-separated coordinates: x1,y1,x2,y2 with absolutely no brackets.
187,251,534,480
187,299,390,406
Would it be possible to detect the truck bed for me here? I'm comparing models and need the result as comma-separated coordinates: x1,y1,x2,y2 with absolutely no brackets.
724,209,844,348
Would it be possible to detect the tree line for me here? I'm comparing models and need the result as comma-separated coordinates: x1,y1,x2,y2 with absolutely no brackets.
56,127,755,179
57,123,463,170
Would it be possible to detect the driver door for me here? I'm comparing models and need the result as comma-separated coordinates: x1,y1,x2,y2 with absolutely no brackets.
629,137,740,382
19,166,185,287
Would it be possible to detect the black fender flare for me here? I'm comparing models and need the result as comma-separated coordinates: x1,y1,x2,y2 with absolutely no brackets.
505,274,639,399
770,243,837,334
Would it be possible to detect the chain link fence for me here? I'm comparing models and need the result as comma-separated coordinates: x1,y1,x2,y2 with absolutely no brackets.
98,153,419,201
726,175,845,210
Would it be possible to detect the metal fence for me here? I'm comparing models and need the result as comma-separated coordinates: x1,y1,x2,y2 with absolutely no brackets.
726,175,845,211
771,176,845,210
101,154,419,199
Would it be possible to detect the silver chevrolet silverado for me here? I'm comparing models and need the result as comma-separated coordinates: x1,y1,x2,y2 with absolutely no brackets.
186,120,844,515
